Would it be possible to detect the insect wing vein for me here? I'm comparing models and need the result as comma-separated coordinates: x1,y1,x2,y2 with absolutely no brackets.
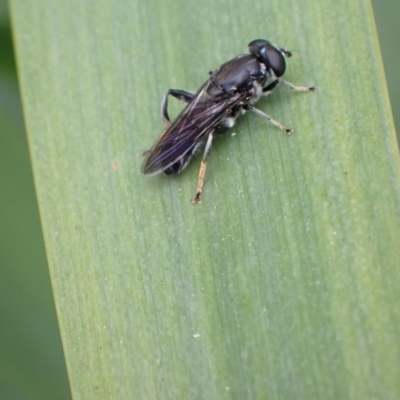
142,87,244,175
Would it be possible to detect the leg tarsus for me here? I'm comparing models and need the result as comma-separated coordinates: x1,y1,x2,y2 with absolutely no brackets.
279,79,316,92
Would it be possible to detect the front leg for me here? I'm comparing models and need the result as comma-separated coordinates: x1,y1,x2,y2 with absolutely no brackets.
161,89,195,126
263,79,315,96
279,79,316,92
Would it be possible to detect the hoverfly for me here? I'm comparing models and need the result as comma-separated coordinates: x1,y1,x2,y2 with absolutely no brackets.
141,39,315,203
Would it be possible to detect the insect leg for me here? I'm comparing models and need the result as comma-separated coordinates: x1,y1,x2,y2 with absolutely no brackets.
279,79,316,92
162,89,195,126
191,131,214,204
262,79,280,95
243,104,294,134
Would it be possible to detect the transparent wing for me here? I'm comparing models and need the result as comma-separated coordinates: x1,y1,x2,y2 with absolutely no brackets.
142,83,245,175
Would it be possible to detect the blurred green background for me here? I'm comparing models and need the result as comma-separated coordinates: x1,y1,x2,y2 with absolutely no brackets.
0,1,398,399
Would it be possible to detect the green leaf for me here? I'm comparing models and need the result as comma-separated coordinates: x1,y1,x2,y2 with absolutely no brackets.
10,0,400,398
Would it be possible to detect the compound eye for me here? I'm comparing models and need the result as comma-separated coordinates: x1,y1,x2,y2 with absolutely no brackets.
248,39,286,77
264,46,286,77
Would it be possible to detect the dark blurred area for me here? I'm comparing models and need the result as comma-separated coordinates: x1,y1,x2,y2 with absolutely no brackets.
0,1,71,399
0,1,398,398
373,1,400,140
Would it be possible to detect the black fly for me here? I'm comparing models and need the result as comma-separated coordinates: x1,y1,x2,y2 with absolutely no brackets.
141,39,315,203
